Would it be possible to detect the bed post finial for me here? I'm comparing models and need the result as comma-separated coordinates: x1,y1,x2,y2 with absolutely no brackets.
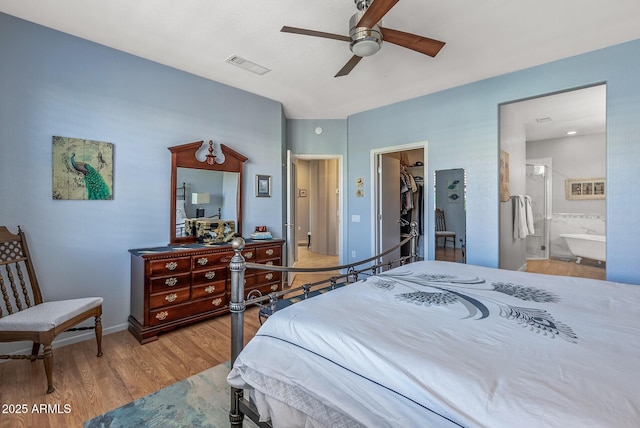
410,222,418,263
229,237,246,427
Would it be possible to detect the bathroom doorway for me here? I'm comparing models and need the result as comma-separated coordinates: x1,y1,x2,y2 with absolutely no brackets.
499,84,606,279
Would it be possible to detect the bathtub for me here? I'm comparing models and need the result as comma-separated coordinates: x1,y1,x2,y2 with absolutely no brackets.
560,233,606,263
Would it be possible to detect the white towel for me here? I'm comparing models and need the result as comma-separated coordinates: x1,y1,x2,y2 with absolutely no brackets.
524,195,535,236
513,195,527,239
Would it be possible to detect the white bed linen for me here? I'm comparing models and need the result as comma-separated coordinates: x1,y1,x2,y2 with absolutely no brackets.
228,261,640,427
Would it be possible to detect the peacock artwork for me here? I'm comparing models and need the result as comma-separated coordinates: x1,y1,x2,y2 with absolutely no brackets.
52,136,114,200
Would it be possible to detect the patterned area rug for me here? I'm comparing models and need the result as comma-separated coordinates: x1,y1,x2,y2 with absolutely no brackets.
84,362,258,428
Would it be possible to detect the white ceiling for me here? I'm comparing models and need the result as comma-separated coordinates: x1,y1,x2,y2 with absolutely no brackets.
1,0,637,130
507,84,607,142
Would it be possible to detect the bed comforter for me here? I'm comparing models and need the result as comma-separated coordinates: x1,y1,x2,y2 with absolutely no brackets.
228,261,640,427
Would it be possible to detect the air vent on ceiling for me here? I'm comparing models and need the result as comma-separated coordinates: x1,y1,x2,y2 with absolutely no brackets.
225,55,271,75
535,117,552,123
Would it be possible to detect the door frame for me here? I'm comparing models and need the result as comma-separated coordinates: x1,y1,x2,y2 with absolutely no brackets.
371,141,428,259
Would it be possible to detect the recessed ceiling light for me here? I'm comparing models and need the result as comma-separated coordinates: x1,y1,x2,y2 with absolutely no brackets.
566,131,577,135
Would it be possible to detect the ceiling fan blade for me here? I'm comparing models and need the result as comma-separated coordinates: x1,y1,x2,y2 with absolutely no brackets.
357,0,400,28
335,56,363,77
281,26,350,42
381,27,445,57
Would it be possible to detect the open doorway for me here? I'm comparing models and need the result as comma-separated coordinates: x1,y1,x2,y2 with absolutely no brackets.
499,84,606,280
291,155,343,276
371,142,427,263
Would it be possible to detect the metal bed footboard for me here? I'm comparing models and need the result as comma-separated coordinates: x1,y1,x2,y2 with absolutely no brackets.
228,223,419,427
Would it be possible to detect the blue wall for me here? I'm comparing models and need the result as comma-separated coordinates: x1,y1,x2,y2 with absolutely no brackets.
344,40,640,285
2,12,639,354
0,13,285,348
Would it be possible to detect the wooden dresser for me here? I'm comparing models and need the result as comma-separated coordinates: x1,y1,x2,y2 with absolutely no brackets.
128,239,284,344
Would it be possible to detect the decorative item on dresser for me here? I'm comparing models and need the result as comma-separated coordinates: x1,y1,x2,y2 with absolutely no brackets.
128,239,284,344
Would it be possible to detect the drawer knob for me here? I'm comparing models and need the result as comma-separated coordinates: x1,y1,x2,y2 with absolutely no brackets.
165,293,178,303
165,277,178,287
212,297,223,307
245,251,254,259
205,271,216,280
266,249,274,256
270,284,278,291
197,257,208,266
265,273,273,280
205,285,216,294
156,311,169,320
266,261,274,266
165,261,178,271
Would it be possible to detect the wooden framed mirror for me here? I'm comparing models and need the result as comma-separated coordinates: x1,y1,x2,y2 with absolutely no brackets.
169,140,247,245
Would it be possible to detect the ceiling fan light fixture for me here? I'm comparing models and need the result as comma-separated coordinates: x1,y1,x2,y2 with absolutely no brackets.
349,12,382,57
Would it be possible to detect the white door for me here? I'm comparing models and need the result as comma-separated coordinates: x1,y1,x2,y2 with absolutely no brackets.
379,155,401,265
285,150,297,285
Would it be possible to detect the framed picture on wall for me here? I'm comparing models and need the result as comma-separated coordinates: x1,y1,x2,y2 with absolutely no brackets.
256,174,271,197
565,178,605,200
52,136,114,200
499,149,510,202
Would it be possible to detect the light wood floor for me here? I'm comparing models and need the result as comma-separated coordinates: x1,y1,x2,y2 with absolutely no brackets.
435,245,464,263
0,249,602,427
526,258,606,280
436,246,605,280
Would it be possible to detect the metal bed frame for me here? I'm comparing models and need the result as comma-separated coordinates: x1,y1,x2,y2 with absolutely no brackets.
228,223,420,427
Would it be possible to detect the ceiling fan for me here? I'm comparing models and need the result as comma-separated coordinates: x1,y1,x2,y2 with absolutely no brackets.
281,0,445,77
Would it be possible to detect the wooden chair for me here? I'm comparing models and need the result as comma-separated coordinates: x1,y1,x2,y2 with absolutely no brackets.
0,226,103,393
435,208,456,248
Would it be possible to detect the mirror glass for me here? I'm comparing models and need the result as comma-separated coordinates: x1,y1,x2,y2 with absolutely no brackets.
175,168,239,236
170,141,246,245
434,168,466,263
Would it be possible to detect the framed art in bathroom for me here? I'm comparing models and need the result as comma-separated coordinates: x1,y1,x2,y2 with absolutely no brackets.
565,177,605,200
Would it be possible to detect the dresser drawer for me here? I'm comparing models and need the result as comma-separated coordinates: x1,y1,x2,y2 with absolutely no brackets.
256,246,281,260
192,280,226,299
240,249,257,262
149,295,228,326
149,272,191,292
192,251,233,267
192,266,227,286
256,270,281,284
248,257,279,271
149,287,190,309
149,256,191,276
